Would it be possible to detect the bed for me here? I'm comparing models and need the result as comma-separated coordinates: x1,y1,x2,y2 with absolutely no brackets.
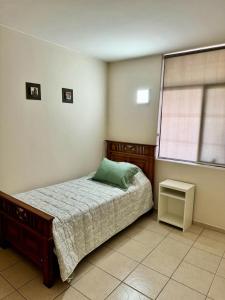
0,140,155,287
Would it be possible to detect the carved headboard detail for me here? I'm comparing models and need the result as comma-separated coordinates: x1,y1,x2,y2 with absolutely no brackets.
105,140,156,187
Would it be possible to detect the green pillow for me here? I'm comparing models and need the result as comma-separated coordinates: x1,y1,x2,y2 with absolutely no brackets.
92,158,139,190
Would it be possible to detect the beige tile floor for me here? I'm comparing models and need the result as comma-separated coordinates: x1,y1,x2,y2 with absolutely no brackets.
0,211,225,300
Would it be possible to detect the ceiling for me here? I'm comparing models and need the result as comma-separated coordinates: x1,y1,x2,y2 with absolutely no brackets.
0,0,225,61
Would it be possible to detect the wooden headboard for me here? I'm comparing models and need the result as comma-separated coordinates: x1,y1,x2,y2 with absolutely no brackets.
106,140,156,186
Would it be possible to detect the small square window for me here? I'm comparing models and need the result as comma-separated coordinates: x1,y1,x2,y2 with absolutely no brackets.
136,89,149,104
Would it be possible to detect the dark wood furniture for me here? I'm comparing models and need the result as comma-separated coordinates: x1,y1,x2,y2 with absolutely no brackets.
106,140,155,187
0,141,155,288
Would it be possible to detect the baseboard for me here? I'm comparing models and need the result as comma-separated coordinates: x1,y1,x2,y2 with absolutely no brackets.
193,220,225,234
154,208,225,234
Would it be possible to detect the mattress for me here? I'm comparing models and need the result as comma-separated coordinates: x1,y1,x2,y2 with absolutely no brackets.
15,170,153,281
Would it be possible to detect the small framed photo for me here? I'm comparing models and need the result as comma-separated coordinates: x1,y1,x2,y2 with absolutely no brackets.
62,88,73,103
26,82,41,100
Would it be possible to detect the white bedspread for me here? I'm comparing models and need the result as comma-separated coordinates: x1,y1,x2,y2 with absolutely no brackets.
15,171,153,281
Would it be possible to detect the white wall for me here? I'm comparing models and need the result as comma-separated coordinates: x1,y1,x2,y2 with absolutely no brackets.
108,56,162,144
1,26,225,230
0,26,107,194
107,56,225,230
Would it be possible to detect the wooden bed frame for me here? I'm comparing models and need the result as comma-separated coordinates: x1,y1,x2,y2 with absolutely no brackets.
0,140,155,287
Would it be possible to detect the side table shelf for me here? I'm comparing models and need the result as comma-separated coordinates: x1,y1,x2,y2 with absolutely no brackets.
158,179,195,232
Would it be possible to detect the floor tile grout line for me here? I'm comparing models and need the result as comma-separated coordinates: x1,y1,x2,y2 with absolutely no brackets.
3,242,209,300
119,282,154,300
0,262,46,300
0,272,20,296
139,235,195,273
13,274,41,292
92,260,134,283
104,282,153,300
181,260,219,275
1,289,27,300
104,282,123,300
193,244,225,257
170,238,201,277
135,223,173,237
54,285,92,300
125,230,169,261
151,244,213,300
193,230,225,257
166,230,199,247
89,225,171,300
75,220,170,265
168,277,209,297
155,231,203,299
205,248,225,297
21,235,221,300
104,226,203,300
168,226,222,296
119,231,171,299
183,232,224,273
0,253,45,299
70,254,122,300
191,245,222,258
80,263,123,297
214,272,225,280
102,231,171,300
89,229,169,279
170,224,225,280
106,236,163,263
0,226,216,300
197,229,225,247
155,270,207,299
16,275,68,300
201,229,225,243
16,288,29,300
72,287,92,300
69,263,96,286
137,230,171,265
5,221,225,300
155,263,209,298
0,260,20,273
0,246,139,299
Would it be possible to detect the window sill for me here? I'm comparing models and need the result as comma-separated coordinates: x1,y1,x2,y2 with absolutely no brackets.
156,157,225,171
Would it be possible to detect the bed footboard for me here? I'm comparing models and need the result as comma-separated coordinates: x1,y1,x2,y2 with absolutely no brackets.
0,191,56,287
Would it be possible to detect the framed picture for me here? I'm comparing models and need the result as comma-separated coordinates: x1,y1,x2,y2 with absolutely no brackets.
62,88,73,103
26,82,41,100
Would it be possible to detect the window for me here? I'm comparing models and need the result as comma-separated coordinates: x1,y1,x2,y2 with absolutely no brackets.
158,48,225,167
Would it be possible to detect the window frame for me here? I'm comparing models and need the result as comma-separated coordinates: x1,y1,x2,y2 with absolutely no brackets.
157,48,225,169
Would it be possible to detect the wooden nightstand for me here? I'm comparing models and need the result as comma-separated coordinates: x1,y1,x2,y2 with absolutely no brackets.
158,179,195,231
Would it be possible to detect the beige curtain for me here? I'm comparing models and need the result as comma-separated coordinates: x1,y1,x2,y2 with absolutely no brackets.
159,48,225,165
164,49,225,87
160,88,202,161
200,86,225,165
